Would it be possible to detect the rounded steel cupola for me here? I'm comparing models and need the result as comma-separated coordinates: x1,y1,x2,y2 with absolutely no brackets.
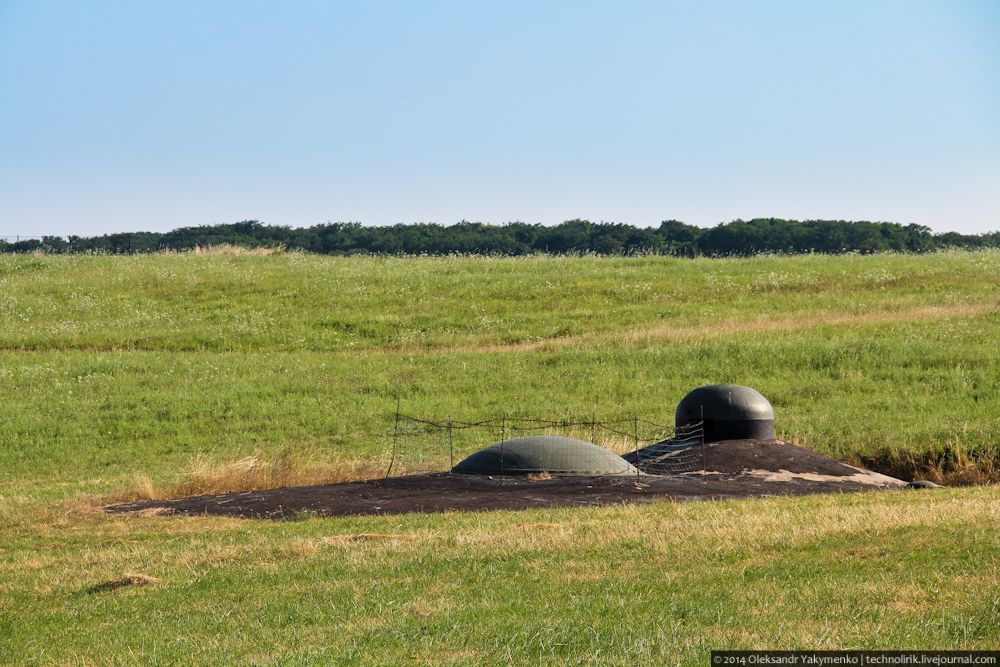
675,384,775,443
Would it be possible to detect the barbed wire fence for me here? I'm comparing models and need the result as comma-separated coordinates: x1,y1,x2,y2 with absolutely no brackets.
383,404,705,481
621,420,705,475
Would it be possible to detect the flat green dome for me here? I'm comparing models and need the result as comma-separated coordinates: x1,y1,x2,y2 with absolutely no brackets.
452,435,638,476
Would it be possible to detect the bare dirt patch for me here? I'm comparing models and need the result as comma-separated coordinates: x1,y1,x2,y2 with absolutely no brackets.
85,573,160,594
106,440,910,520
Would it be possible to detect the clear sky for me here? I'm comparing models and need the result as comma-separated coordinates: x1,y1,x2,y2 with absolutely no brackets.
1,0,998,237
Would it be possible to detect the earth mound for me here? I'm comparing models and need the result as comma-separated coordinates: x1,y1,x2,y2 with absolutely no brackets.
106,439,905,519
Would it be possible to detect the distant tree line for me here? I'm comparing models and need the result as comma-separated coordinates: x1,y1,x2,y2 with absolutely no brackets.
3,219,999,257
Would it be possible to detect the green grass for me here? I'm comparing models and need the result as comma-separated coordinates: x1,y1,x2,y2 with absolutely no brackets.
1,250,998,664
1,250,996,352
2,489,997,664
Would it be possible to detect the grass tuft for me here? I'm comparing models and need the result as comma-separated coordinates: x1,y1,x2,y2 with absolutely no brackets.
856,445,999,486
320,533,413,544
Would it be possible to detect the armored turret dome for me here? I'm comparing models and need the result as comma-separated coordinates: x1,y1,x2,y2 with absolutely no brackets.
452,435,638,476
675,384,776,443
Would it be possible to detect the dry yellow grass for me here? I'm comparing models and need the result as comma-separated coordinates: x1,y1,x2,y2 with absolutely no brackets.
415,300,997,355
110,449,385,502
442,489,1000,555
531,425,645,454
160,244,295,256
852,446,1000,486
319,533,414,545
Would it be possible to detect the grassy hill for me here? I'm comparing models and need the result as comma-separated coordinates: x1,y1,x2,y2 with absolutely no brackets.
1,250,998,663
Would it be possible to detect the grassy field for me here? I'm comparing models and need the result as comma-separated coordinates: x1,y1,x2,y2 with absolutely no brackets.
1,250,999,664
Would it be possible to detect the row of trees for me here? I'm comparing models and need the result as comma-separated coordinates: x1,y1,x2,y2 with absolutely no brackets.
3,219,999,256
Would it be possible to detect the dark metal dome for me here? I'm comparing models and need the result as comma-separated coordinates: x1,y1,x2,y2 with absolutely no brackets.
452,435,638,476
675,384,775,443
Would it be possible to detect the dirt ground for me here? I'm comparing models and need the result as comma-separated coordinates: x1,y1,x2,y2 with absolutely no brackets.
106,440,908,520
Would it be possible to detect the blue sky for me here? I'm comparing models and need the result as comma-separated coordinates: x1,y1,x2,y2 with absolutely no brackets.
1,0,998,236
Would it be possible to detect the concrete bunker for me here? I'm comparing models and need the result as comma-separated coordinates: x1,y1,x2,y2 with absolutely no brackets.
452,435,638,476
676,384,776,443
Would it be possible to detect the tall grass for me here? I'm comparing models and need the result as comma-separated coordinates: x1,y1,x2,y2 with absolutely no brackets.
112,450,385,502
1,251,999,496
164,243,295,256
1,250,997,353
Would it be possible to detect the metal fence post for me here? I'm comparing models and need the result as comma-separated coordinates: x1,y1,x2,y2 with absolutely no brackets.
499,415,506,486
700,405,706,475
447,417,454,472
633,415,640,482
386,398,401,479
